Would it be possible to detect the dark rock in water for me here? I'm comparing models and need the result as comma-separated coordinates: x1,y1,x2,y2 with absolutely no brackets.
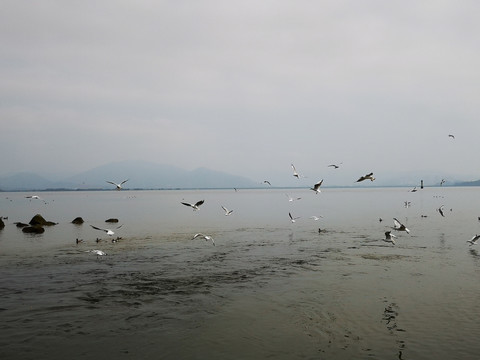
72,217,84,224
105,218,119,223
29,214,57,226
15,222,29,228
22,226,45,234
0,218,4,229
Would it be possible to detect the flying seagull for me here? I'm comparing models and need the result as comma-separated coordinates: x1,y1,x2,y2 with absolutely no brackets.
291,163,306,178
440,179,446,186
286,194,302,202
437,205,445,217
467,234,480,246
289,212,300,223
310,179,324,194
263,180,272,186
356,172,375,182
384,231,397,245
328,163,342,169
392,218,410,234
448,134,455,139
221,206,234,216
410,187,417,192
192,233,215,246
181,200,205,211
25,195,42,200
106,179,129,190
310,215,323,221
90,224,123,236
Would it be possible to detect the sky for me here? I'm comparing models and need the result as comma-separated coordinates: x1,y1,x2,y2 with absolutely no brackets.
1,0,480,187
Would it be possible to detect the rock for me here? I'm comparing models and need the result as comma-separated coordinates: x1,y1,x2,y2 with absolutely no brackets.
15,222,29,228
22,226,45,234
0,218,4,229
29,214,57,226
105,218,119,223
71,217,84,224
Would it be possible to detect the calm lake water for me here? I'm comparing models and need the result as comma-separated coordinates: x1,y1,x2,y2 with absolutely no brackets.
1,187,480,359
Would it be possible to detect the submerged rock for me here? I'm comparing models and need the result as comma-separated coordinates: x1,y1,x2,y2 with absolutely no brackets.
15,222,29,228
0,218,4,229
22,226,45,234
29,214,57,226
71,217,84,225
105,218,119,223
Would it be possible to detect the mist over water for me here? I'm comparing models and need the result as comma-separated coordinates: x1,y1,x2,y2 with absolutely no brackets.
1,187,480,359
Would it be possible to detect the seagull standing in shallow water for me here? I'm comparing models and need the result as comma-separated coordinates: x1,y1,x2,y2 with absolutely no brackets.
181,200,205,211
106,179,129,190
192,233,215,246
392,218,410,234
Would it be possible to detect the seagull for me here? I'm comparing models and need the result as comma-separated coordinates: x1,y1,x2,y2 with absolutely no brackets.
85,249,107,257
410,187,417,192
286,194,302,202
392,218,410,234
25,195,42,200
384,231,397,245
192,233,215,246
289,212,300,223
356,172,375,182
181,200,205,211
310,215,323,221
291,164,306,178
328,163,342,169
106,179,129,190
437,205,445,217
90,224,123,236
467,234,480,246
440,179,446,186
221,206,234,216
448,134,455,139
310,179,324,194
263,180,272,186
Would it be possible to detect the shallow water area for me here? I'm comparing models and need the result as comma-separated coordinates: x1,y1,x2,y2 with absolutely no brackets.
1,187,480,359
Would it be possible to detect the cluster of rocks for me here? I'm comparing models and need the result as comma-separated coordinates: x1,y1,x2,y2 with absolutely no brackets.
15,214,58,234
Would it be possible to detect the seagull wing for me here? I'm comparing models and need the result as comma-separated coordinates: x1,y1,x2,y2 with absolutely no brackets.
393,218,402,228
106,181,117,186
195,200,205,208
120,179,129,185
91,225,107,233
181,202,193,208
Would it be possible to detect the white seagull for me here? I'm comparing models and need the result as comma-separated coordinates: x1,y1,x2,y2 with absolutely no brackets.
289,212,300,223
310,179,324,194
310,215,323,221
384,231,397,245
106,179,129,190
181,200,205,211
85,249,107,257
192,233,215,246
437,205,445,217
286,194,302,202
221,206,234,216
467,234,480,246
448,134,455,139
25,195,42,200
328,163,342,169
356,172,375,182
90,224,123,236
291,163,306,179
392,218,410,234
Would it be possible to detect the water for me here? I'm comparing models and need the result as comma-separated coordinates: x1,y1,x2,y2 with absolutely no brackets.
1,187,480,359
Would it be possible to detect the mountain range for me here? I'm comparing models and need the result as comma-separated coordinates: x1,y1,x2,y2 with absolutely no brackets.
0,161,258,191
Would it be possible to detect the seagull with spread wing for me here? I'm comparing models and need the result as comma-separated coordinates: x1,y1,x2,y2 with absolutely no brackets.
106,179,129,190
181,200,205,211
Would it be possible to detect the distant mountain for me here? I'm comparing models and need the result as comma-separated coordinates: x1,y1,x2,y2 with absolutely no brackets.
454,179,480,186
0,161,257,191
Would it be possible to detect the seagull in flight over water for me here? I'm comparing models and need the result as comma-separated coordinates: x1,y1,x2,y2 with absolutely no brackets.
356,172,375,182
310,179,324,194
106,179,129,190
467,235,480,246
289,212,300,223
437,205,445,217
328,163,342,169
90,224,123,236
181,200,205,211
85,249,107,257
192,233,215,246
221,206,234,216
384,231,397,245
286,194,302,202
291,164,306,179
448,134,455,139
392,218,410,234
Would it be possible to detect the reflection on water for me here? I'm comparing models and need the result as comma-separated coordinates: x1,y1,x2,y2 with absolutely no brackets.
1,188,480,359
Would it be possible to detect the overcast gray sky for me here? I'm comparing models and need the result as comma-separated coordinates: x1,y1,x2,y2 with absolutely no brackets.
1,1,480,186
